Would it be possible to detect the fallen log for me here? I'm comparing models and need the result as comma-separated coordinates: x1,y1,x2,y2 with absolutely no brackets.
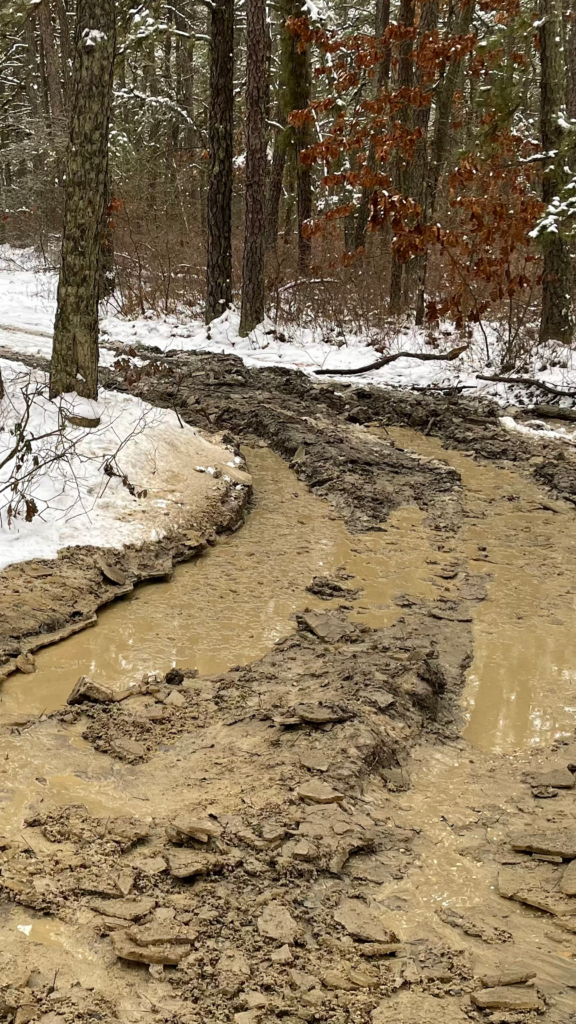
314,344,469,376
523,404,576,423
477,373,576,399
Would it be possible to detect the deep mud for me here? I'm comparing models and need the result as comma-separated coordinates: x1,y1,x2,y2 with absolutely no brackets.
0,352,575,1024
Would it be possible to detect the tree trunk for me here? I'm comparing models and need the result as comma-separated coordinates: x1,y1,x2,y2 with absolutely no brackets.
414,0,476,325
389,0,416,314
539,0,574,344
240,0,269,335
402,0,439,309
205,0,234,324
351,0,391,252
265,110,289,250
50,0,116,401
24,13,40,117
37,0,64,123
54,0,73,106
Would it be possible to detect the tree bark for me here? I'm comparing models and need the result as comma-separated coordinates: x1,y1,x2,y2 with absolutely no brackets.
265,109,289,250
205,0,234,324
538,0,574,344
54,0,73,105
414,0,476,324
37,0,65,123
50,0,116,401
389,0,416,314
240,0,269,335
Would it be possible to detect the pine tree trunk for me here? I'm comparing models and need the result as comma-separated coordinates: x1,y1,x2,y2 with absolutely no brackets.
50,0,116,401
205,0,234,324
414,0,476,325
351,0,391,252
240,0,269,335
54,0,73,105
539,0,574,343
389,0,415,314
37,0,64,123
265,112,289,250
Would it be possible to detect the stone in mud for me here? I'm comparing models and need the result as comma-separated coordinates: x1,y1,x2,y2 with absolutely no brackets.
436,906,512,944
366,690,395,711
67,676,116,705
131,855,167,875
480,969,536,988
164,667,184,685
257,902,299,944
510,829,576,859
111,931,190,965
166,815,222,844
299,751,329,772
15,653,36,674
108,816,151,845
222,465,252,486
164,689,186,707
294,702,352,725
498,865,576,917
111,737,147,759
127,922,197,946
333,899,398,944
234,1012,261,1024
471,986,541,1011
322,969,355,991
271,945,293,964
218,949,252,995
289,969,320,991
166,850,218,878
358,942,404,957
14,1007,38,1024
297,612,351,642
97,558,127,586
530,768,575,790
297,780,344,805
88,896,156,920
561,859,576,896
114,869,134,896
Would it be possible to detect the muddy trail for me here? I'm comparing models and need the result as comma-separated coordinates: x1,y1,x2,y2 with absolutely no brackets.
0,354,576,1024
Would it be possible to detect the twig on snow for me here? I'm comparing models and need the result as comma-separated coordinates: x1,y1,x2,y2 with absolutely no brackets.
314,344,469,377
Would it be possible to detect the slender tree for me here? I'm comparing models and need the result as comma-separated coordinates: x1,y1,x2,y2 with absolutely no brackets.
240,0,269,335
389,0,415,314
205,0,234,324
37,0,65,122
538,0,574,343
50,0,116,400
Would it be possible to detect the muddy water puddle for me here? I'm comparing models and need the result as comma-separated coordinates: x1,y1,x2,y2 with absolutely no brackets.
0,448,443,719
388,428,576,753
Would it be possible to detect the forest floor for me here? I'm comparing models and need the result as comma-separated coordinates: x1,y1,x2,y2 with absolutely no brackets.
1,259,576,1023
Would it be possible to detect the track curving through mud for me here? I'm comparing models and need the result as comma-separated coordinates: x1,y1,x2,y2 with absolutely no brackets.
0,353,575,1024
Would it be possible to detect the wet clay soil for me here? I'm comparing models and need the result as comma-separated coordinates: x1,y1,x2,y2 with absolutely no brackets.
0,358,576,1024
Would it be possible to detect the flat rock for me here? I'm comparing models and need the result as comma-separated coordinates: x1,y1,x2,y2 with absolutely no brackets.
294,702,352,725
511,829,576,859
498,865,576,917
271,944,293,963
127,922,197,946
111,931,190,965
15,653,36,674
98,558,127,585
233,1012,260,1024
111,737,146,759
561,859,576,896
366,690,395,711
297,780,344,805
164,689,186,707
88,896,156,920
480,969,536,988
166,815,222,844
471,986,541,1011
298,612,351,642
289,969,320,991
257,902,298,944
67,676,115,705
530,768,575,789
333,898,398,943
166,850,216,878
299,751,329,772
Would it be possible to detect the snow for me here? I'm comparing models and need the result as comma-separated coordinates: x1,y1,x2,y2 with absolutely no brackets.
0,357,235,572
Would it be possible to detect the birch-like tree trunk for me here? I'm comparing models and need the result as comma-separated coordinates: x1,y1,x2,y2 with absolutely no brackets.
50,0,116,400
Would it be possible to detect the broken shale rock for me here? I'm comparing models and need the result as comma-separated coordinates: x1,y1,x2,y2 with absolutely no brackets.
257,902,299,944
471,986,542,1011
333,898,398,944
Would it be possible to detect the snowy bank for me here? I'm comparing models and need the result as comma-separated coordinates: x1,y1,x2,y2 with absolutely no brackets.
0,357,247,572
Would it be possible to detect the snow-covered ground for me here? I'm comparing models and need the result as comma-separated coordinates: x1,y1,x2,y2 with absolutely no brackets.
0,357,242,572
2,244,576,410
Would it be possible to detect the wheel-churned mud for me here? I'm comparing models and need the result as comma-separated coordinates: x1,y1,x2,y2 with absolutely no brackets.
0,353,575,1024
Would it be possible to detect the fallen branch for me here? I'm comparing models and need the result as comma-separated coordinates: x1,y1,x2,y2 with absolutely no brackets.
314,344,469,377
477,373,576,399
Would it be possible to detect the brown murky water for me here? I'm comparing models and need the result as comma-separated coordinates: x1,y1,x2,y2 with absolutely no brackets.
0,447,440,719
2,435,576,756
388,428,576,753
